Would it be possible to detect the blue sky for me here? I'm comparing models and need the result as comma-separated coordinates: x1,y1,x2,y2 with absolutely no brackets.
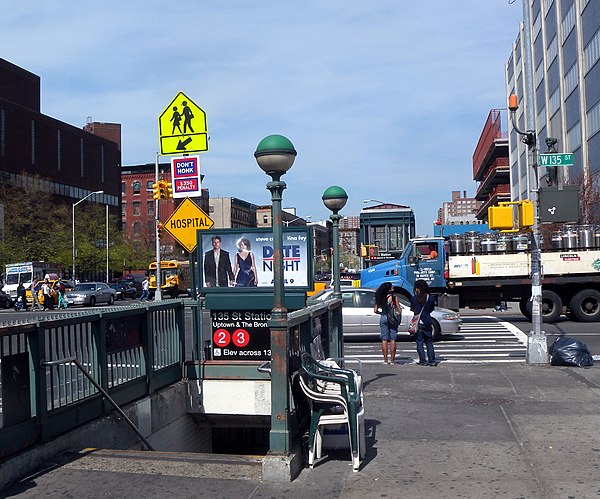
3,1,523,232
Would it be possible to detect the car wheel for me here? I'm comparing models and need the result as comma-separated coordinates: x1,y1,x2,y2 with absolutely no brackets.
108,295,115,305
89,296,96,307
432,319,442,341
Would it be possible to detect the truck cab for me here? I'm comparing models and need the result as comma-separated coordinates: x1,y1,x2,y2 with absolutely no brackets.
361,237,447,298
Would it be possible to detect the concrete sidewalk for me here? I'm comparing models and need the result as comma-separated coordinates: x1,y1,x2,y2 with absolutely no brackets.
5,361,600,498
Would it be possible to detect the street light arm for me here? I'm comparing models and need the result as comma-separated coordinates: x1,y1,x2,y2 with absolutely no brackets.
73,190,104,207
282,215,311,226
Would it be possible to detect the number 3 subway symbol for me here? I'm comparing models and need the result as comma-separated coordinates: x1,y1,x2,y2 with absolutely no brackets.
232,328,250,348
213,329,231,347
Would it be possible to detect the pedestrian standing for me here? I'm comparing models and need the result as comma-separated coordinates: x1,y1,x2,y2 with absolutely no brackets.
374,282,399,364
140,277,150,302
30,278,42,310
410,279,438,366
42,278,54,310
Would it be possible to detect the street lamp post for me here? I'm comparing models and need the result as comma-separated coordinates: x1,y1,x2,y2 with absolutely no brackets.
72,190,104,281
323,186,348,358
255,134,297,455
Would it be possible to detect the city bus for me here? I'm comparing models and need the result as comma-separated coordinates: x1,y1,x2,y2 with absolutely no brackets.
148,260,191,297
3,261,64,302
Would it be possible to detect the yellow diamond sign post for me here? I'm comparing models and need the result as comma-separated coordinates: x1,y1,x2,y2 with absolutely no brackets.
163,198,214,252
158,91,208,155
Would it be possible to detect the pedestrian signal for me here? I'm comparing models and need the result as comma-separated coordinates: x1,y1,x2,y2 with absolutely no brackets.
518,200,534,228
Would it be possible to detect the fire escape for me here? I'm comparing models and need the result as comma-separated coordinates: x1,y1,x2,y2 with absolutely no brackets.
473,109,510,220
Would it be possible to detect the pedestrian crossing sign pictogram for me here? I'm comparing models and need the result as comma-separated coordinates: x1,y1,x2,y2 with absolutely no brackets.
158,91,208,155
163,197,214,252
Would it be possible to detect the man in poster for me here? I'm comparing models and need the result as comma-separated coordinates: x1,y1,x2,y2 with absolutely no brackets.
204,235,234,287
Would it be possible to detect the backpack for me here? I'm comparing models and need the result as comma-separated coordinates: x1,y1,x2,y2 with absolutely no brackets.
386,297,402,329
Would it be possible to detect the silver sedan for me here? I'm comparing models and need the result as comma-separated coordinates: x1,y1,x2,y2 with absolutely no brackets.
307,287,462,341
66,282,116,307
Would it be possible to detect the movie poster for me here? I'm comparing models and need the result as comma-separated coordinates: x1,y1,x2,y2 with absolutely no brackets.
199,229,310,290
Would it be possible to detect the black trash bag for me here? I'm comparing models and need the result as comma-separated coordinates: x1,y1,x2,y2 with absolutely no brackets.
549,336,594,367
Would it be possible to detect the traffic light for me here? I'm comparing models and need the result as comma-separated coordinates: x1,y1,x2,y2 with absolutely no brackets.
158,180,167,199
157,222,163,240
165,181,173,199
152,182,161,200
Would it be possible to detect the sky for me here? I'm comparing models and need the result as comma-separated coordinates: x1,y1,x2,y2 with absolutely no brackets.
2,1,523,233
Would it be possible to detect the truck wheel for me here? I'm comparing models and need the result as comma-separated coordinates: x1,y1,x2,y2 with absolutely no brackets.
540,290,562,323
521,291,562,322
519,297,531,320
570,289,600,322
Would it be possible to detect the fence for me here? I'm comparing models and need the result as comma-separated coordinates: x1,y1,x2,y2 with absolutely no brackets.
0,300,184,459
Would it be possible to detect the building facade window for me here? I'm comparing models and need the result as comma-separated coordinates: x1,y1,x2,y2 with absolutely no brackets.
121,182,126,194
548,87,561,117
132,181,141,195
544,0,554,16
561,3,576,44
533,11,542,41
535,61,544,88
146,180,153,192
587,101,600,138
122,203,127,216
133,222,141,236
133,202,141,215
564,61,578,97
547,35,558,67
147,201,153,216
566,122,582,150
537,105,547,131
585,29,600,73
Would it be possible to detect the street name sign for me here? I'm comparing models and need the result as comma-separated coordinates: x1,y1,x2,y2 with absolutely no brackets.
158,91,208,155
539,153,574,167
163,197,214,252
170,155,201,199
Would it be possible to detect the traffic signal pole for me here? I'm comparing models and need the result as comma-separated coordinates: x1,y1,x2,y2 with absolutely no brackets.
154,153,162,301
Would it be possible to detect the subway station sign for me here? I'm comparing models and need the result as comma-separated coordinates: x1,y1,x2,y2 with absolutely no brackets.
210,310,271,361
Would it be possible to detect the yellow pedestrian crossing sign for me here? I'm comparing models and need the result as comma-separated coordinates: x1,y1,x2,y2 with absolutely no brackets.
158,91,208,155
163,197,214,252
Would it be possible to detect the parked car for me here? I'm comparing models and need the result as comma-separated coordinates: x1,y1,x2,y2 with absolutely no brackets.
65,282,116,307
110,282,137,300
0,288,11,308
307,287,462,341
118,274,146,297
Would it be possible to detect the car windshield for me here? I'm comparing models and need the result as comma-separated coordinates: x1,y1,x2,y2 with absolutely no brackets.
74,284,95,291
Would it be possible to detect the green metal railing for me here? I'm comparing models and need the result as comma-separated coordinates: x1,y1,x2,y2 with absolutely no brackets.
0,300,184,459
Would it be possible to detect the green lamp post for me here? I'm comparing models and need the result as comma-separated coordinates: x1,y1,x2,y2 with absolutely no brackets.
255,134,297,455
322,185,348,358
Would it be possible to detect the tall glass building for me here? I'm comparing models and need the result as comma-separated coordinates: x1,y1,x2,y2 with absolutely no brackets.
506,0,598,202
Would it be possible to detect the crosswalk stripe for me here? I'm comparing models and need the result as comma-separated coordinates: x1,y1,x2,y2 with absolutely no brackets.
344,315,527,364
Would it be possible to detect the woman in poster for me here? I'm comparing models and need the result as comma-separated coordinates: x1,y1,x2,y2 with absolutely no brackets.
233,237,258,287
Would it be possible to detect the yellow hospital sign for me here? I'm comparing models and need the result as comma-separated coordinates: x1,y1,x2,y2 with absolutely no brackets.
164,197,214,252
158,91,208,155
